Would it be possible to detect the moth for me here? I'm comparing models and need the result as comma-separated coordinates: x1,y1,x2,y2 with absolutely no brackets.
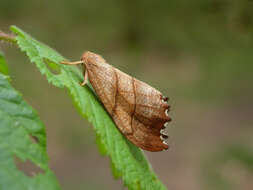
61,51,171,152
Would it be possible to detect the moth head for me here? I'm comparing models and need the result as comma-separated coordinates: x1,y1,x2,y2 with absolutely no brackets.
81,51,106,67
60,51,107,69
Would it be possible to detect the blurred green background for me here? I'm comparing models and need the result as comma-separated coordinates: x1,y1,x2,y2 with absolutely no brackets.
1,0,253,189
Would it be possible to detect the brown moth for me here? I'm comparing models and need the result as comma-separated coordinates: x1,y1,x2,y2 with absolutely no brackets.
61,51,171,152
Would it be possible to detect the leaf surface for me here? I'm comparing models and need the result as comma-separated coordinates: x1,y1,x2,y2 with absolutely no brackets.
0,55,60,190
0,51,9,75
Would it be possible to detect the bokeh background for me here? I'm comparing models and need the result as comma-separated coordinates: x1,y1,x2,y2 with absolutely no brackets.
1,0,253,189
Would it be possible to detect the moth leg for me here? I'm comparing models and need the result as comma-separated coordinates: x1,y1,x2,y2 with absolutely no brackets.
80,70,88,86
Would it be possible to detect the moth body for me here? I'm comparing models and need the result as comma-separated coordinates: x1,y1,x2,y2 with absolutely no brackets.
62,51,171,152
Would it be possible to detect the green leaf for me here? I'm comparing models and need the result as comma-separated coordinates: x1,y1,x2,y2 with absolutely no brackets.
0,51,9,75
0,60,60,189
10,25,167,190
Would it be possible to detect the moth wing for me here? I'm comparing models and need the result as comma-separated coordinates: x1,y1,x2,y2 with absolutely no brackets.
86,62,116,115
112,68,170,152
131,78,171,151
86,59,170,152
86,62,133,134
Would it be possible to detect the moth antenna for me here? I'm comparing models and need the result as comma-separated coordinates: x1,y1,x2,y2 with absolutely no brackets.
60,60,84,65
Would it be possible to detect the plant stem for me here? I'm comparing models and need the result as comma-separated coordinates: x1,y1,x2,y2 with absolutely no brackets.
0,31,16,43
